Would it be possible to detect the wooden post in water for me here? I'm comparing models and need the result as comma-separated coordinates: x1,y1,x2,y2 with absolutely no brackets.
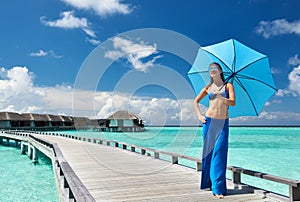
32,147,38,163
28,145,32,159
20,142,26,154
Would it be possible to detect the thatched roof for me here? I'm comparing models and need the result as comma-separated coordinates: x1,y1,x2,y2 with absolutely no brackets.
60,115,73,122
107,110,142,120
21,113,49,121
46,114,64,122
0,112,27,121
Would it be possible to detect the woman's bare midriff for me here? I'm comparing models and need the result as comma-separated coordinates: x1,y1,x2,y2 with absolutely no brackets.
205,97,228,119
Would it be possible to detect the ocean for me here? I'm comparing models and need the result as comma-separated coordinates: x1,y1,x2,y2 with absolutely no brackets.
0,143,57,202
1,126,299,200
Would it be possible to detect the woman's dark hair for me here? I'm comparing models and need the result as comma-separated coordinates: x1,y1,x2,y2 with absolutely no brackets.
210,62,225,83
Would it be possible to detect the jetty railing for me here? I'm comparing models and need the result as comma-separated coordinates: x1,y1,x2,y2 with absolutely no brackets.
0,131,95,202
28,134,95,202
1,130,300,201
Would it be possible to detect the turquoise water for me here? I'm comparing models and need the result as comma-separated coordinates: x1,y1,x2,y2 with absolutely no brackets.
58,126,300,197
0,142,58,202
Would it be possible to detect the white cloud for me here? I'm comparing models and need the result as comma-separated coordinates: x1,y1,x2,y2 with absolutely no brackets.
0,66,44,113
61,0,132,17
288,65,300,96
288,54,300,66
231,111,277,123
231,111,300,125
49,50,63,59
264,101,271,107
276,65,300,97
41,10,96,38
271,67,280,75
104,37,162,72
255,19,300,39
30,50,48,57
275,89,296,97
86,38,101,45
30,50,63,59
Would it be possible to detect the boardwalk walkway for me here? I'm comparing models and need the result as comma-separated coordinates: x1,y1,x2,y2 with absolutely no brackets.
32,134,278,202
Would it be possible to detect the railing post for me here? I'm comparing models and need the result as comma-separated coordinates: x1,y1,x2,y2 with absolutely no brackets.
131,146,135,152
290,183,300,202
232,171,241,184
141,149,146,155
115,142,119,147
122,144,127,150
172,156,178,164
196,162,202,171
154,152,159,159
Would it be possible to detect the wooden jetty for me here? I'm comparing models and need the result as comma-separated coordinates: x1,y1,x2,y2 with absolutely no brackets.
1,130,299,202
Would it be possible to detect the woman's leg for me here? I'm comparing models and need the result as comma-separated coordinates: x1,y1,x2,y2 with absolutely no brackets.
200,117,212,189
210,119,229,195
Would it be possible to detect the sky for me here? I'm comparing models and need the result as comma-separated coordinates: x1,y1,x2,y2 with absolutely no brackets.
1,0,300,126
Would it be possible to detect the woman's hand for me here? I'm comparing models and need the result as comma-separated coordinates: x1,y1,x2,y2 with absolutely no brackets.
198,115,206,124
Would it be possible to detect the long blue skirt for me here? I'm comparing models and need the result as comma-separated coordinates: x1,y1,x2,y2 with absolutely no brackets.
200,116,229,195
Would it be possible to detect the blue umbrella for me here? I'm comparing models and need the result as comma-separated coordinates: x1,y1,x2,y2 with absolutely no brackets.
188,39,277,118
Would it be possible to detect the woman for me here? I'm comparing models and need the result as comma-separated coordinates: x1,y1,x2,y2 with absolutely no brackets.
193,62,235,199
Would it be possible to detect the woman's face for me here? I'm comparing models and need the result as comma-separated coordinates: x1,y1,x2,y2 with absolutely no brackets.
209,64,222,78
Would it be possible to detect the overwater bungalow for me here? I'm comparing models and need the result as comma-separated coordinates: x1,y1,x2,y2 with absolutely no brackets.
59,115,74,127
106,110,145,132
0,112,28,128
21,113,49,127
0,112,75,130
0,111,145,132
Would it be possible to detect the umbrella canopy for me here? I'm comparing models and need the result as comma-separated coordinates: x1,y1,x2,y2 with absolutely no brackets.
188,39,277,118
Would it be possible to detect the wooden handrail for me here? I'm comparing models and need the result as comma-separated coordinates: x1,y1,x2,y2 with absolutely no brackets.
227,166,300,187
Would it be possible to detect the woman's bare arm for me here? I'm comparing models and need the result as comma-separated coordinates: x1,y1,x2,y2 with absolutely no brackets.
194,86,208,123
224,83,236,106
